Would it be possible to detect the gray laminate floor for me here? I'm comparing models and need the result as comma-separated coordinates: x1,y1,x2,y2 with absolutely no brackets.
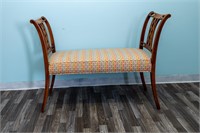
0,83,199,132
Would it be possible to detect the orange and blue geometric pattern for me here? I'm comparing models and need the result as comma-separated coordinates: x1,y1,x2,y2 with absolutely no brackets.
49,48,151,75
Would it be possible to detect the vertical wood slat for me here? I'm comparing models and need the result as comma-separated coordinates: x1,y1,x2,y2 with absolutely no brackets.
146,18,160,50
139,12,171,55
38,23,51,50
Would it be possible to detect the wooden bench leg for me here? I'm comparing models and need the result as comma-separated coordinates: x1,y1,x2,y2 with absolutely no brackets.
150,71,160,109
49,75,56,95
140,72,147,91
41,75,50,113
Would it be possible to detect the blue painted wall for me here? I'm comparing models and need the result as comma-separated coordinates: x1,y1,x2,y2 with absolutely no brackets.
0,0,199,83
0,0,3,83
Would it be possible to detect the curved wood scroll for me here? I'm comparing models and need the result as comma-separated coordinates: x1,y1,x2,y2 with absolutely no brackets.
30,12,171,112
30,16,56,53
30,17,57,112
30,16,56,75
139,11,171,109
139,11,171,66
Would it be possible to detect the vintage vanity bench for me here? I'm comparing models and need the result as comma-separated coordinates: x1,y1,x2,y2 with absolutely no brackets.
30,11,171,112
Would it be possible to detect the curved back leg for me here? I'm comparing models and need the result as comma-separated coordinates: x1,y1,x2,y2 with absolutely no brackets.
139,12,171,109
41,75,50,112
150,71,160,109
30,17,57,112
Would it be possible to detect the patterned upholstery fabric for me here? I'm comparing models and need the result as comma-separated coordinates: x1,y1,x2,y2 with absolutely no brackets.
49,48,151,75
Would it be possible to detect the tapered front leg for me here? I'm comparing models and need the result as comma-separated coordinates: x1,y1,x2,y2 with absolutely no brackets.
49,75,56,95
140,72,147,91
150,71,160,109
41,75,50,112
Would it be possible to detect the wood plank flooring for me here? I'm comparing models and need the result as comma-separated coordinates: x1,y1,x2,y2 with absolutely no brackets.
0,83,199,132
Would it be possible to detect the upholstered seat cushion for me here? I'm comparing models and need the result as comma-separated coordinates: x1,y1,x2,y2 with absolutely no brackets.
49,48,151,75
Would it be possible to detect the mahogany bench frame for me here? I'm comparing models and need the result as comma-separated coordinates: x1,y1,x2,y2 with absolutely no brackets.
30,11,171,112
